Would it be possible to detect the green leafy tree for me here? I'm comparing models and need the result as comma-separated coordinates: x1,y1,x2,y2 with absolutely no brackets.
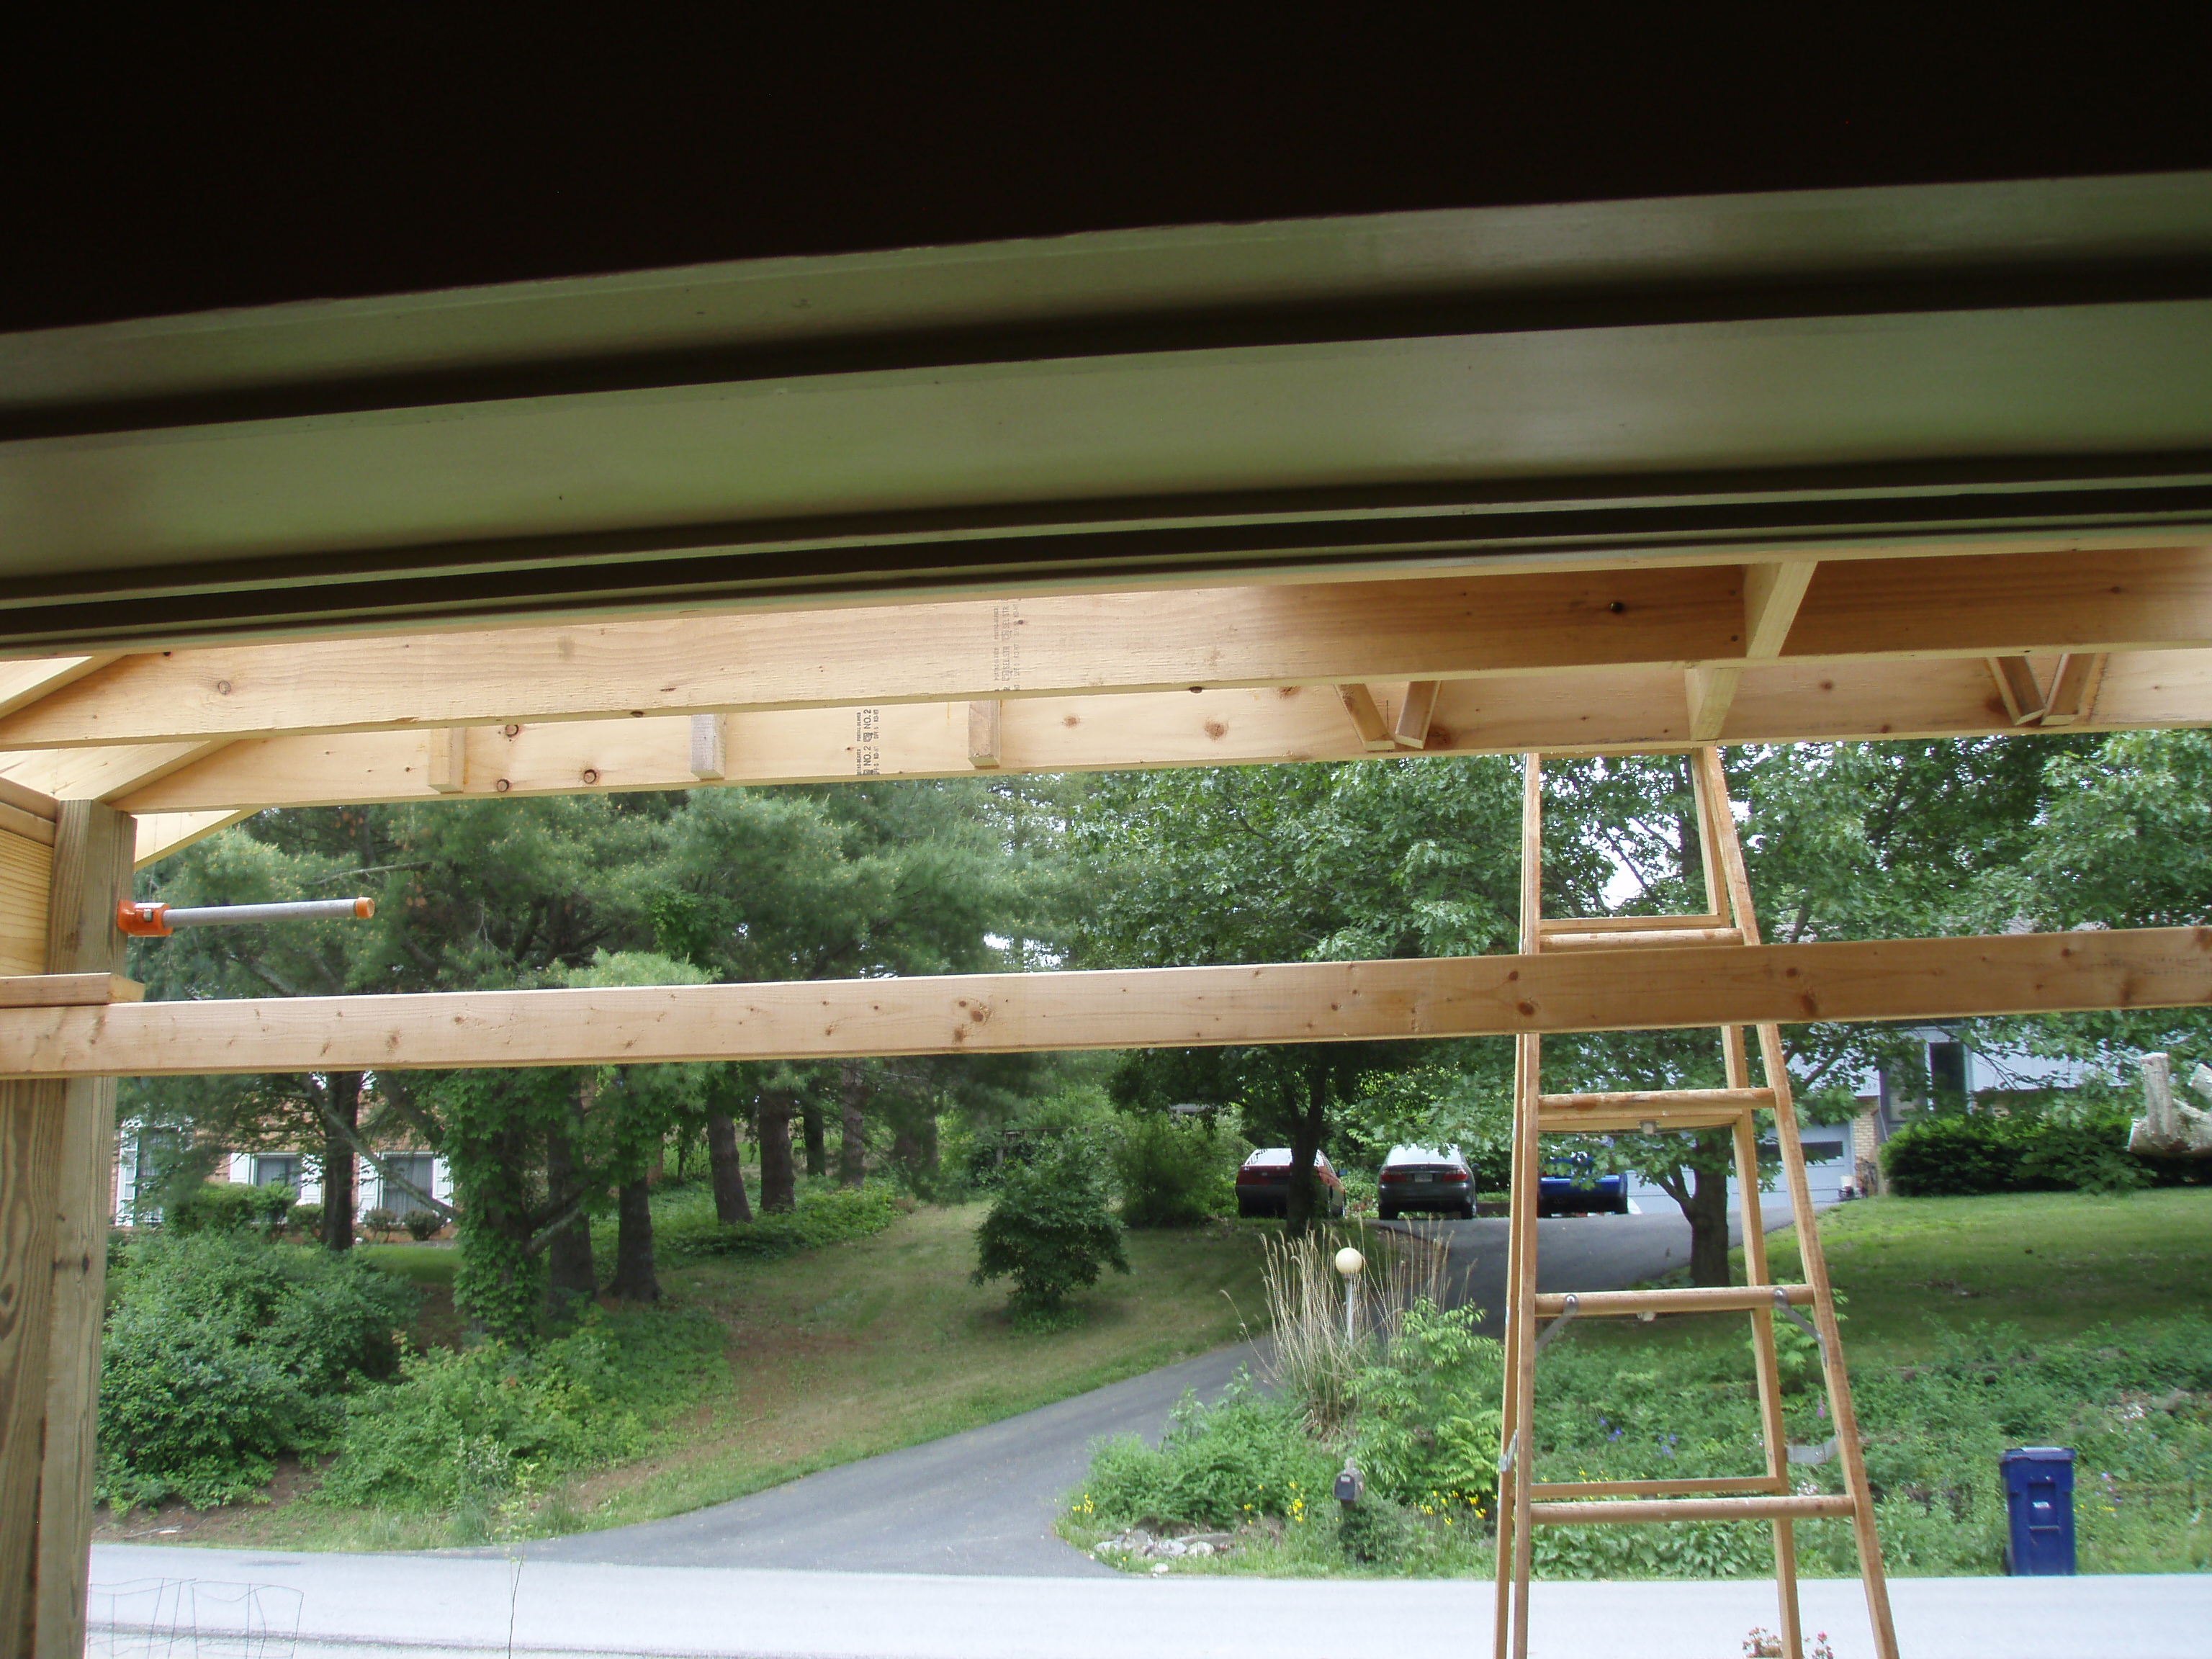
970,1140,1130,1313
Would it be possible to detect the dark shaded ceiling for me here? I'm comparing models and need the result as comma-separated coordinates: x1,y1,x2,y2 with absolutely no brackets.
9,15,2212,333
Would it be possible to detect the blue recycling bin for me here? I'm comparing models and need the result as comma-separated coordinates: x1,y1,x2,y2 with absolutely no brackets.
2000,1447,2075,1575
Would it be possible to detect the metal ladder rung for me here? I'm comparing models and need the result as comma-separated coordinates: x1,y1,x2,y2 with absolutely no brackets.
1527,1475,1786,1501
1539,925,1745,952
1530,1493,1858,1526
1534,1284,1813,1318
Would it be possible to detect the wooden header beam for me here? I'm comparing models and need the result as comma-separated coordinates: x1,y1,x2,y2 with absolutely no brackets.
1,927,2203,1077
4,547,2210,752
99,649,2211,816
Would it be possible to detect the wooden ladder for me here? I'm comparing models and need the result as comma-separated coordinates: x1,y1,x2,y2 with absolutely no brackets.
1490,747,1900,1659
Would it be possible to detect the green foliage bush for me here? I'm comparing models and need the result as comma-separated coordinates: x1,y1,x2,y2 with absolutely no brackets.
288,1202,323,1238
168,1181,292,1236
655,1183,902,1262
318,1305,723,1511
97,1232,419,1510
1881,1112,2152,1197
1082,1382,1337,1529
971,1141,1130,1311
403,1210,442,1241
1349,1302,1503,1512
1113,1113,1236,1227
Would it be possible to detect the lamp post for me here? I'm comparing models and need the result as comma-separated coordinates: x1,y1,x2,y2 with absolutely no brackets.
1334,1245,1365,1343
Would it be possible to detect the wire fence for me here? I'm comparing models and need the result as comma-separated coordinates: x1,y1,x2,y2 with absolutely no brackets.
88,1579,303,1659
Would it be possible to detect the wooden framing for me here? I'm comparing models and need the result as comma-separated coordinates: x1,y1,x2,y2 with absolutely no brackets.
4,547,2211,752
8,173,2212,1659
0,926,2202,1078
1,799,132,1659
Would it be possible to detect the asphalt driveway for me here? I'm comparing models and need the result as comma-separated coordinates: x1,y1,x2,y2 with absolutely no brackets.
523,1205,1805,1573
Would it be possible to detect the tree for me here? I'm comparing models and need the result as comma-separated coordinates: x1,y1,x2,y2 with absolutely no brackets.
971,1140,1130,1313
1074,757,1543,1233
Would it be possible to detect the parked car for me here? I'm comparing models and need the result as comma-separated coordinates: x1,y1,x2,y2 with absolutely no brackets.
1537,1149,1629,1215
1234,1148,1346,1218
1377,1144,1477,1220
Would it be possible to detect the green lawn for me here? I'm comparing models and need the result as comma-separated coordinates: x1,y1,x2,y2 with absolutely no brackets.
102,1197,1267,1552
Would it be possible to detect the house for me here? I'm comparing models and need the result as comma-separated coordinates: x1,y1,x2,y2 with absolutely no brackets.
109,1118,451,1229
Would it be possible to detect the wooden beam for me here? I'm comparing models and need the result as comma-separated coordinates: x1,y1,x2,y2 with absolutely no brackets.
0,740,232,804
132,809,252,868
426,728,467,793
1,927,2204,1077
9,545,2212,752
1393,680,1440,750
1335,684,1396,751
1988,656,2046,724
0,830,51,979
0,976,140,1009
967,700,1003,768
1683,559,1818,740
5,802,132,1659
0,659,116,723
687,714,727,780
95,649,2212,815
2039,652,2109,726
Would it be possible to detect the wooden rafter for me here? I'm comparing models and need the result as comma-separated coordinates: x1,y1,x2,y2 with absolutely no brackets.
4,546,2211,752
1,926,2204,1077
91,649,2212,815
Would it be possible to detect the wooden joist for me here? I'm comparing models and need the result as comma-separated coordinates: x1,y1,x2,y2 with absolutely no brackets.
84,647,2212,815
4,545,2211,751
0,975,140,1009
0,926,2204,1078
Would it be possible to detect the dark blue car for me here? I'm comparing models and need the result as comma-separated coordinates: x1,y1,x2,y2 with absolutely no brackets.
1537,1150,1629,1215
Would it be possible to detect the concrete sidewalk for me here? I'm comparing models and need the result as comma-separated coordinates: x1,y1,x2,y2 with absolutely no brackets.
89,1544,2211,1659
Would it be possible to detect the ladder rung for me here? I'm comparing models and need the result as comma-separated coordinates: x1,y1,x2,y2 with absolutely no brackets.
1537,1087,1771,1133
1534,1284,1815,1318
1540,927,1744,953
1528,1475,1785,1501
1530,1494,1856,1525
1538,914,1726,933
1539,1110,1743,1133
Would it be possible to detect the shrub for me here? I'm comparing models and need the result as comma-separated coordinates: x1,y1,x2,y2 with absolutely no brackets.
1082,1381,1336,1530
97,1231,420,1509
168,1181,279,1236
1881,1112,2152,1197
403,1210,442,1241
654,1183,902,1262
1349,1300,1503,1512
971,1141,1130,1312
1113,1114,1236,1227
361,1206,399,1240
289,1202,324,1238
318,1305,723,1510
1338,1493,1415,1563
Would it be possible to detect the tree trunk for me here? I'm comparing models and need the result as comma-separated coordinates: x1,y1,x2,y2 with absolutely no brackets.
837,1063,868,1188
758,1091,798,1213
801,1096,827,1178
1285,1058,1329,1238
1659,1130,1737,1288
706,1111,753,1223
608,1177,659,1301
319,1072,361,1251
543,1106,597,1313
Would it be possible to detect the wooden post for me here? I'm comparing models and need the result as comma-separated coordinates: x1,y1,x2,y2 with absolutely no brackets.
2,802,133,1659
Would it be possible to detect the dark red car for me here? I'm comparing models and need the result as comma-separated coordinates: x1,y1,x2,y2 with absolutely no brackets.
1234,1147,1346,1218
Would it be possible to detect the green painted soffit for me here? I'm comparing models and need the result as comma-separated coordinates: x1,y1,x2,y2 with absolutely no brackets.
5,173,2212,647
